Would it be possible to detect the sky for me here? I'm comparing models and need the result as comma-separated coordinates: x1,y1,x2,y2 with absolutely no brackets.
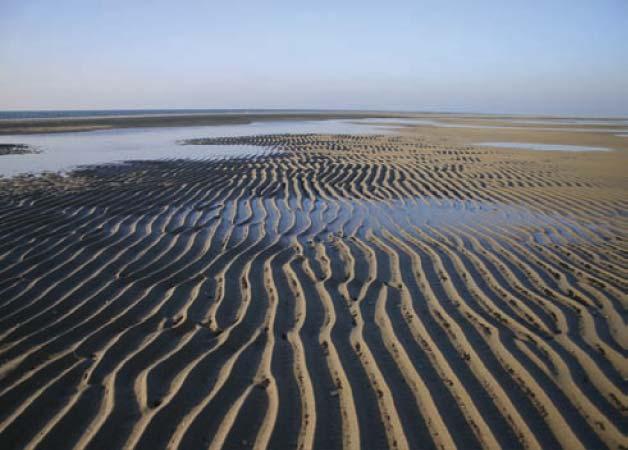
1,0,627,115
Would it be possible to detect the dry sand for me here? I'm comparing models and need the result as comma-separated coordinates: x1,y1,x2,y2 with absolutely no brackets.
0,119,626,449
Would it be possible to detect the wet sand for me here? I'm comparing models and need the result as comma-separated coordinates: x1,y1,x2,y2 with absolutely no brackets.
0,119,626,449
0,144,39,156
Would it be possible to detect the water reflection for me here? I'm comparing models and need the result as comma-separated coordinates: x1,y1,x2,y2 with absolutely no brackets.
0,119,394,177
475,142,610,152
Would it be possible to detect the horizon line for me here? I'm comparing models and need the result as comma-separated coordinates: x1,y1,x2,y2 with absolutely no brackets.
1,108,627,119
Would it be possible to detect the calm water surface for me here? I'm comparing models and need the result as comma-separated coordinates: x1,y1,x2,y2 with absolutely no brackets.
0,119,393,177
475,142,610,152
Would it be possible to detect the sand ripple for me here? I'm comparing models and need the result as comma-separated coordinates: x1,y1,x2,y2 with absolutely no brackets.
0,134,626,449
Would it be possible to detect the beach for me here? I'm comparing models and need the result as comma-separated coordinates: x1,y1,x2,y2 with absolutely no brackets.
0,114,626,449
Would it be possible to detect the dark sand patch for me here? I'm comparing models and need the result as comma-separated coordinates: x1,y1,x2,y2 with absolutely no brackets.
0,143,40,155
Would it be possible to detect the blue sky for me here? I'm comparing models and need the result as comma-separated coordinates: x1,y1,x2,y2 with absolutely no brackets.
1,0,627,114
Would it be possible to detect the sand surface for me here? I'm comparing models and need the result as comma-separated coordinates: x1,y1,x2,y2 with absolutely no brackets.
0,118,626,449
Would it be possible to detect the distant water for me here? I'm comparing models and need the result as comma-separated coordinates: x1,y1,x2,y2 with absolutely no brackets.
476,142,610,152
509,118,628,126
0,109,335,120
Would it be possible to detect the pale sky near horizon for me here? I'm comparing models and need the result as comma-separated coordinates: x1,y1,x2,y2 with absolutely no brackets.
1,0,627,115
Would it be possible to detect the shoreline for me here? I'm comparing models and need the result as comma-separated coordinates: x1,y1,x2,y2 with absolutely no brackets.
0,111,409,135
2,110,627,136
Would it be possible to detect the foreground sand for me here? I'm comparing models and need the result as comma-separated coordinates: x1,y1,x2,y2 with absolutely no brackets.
0,126,626,449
